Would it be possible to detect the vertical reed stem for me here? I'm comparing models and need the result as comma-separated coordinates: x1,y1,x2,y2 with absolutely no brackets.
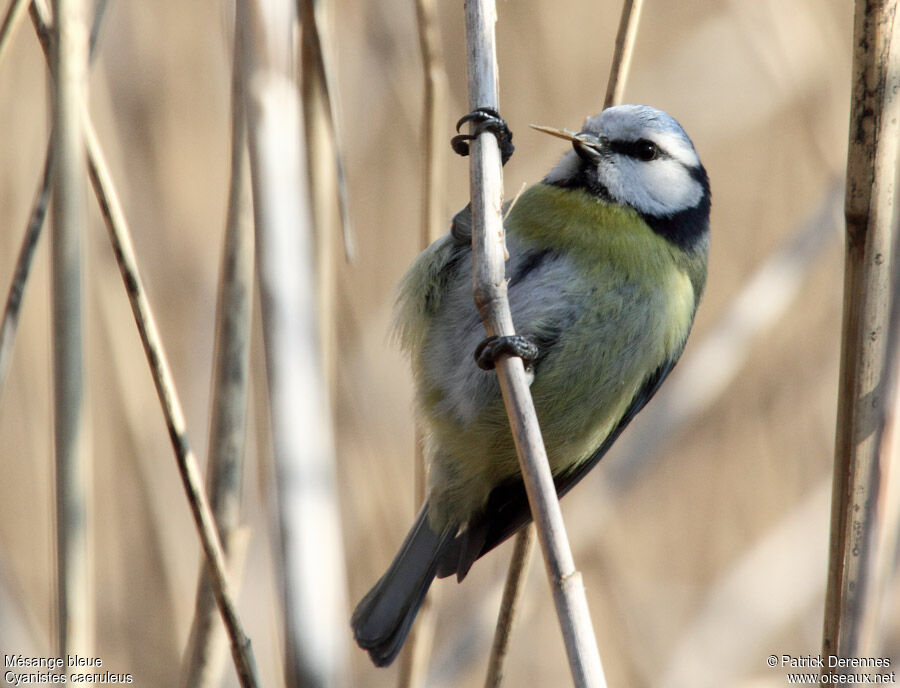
0,146,52,397
0,0,30,66
484,525,535,688
50,0,91,667
28,3,259,684
603,0,644,110
397,1,448,685
463,1,606,685
238,1,349,685
823,0,900,670
180,12,254,686
483,0,644,682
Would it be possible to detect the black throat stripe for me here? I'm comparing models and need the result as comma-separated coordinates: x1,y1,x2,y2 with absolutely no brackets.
546,159,710,252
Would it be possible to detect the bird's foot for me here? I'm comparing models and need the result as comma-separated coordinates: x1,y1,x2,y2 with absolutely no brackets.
474,334,538,371
451,107,514,165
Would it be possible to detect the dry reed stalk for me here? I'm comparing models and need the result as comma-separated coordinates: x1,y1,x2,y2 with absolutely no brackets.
484,525,535,688
462,1,606,685
423,179,843,688
414,0,447,249
0,146,51,398
50,0,91,666
603,0,644,110
396,0,448,685
844,16,900,649
26,3,261,683
823,0,900,670
238,1,349,685
87,0,106,54
481,0,645,683
1,0,105,400
395,428,437,688
298,0,355,262
854,217,900,656
28,0,51,50
84,119,262,688
0,0,30,66
180,12,254,687
299,0,338,397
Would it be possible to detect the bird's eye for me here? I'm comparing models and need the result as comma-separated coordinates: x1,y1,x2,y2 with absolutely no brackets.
635,140,659,162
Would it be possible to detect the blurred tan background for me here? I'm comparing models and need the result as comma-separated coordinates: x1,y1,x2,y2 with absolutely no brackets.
1,0,895,686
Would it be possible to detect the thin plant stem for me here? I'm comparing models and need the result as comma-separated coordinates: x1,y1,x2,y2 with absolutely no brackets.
823,0,900,671
462,1,606,685
51,0,91,666
0,0,30,66
414,0,447,249
28,0,52,53
855,205,900,656
297,0,355,262
180,10,254,688
422,183,842,688
85,117,261,688
484,526,535,688
0,145,51,399
603,0,644,110
0,0,108,400
482,0,645,683
397,0,447,685
27,4,261,685
299,0,338,397
831,1,900,659
87,0,106,55
238,1,349,685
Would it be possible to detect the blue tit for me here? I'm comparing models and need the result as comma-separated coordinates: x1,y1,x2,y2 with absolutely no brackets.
352,104,710,666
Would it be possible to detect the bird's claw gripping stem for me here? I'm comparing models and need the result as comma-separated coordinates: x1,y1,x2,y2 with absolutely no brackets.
451,107,515,165
474,335,538,371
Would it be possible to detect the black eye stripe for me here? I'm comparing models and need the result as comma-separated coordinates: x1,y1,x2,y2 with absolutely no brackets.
609,138,667,161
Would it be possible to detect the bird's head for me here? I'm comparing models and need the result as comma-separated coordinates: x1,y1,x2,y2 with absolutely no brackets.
535,104,709,225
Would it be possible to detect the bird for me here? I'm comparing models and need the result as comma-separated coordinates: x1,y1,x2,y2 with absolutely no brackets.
352,104,711,667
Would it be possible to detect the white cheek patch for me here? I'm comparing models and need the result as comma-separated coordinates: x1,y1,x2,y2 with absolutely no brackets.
602,158,704,217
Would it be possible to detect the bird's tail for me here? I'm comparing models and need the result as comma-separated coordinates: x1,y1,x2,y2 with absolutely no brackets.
351,504,454,667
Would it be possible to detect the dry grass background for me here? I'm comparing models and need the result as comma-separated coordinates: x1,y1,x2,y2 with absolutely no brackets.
0,0,895,686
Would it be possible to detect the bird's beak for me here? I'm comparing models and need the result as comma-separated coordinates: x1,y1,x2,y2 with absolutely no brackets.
530,124,606,163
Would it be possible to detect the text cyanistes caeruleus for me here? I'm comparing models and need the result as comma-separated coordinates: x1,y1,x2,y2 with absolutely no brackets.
352,104,710,667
